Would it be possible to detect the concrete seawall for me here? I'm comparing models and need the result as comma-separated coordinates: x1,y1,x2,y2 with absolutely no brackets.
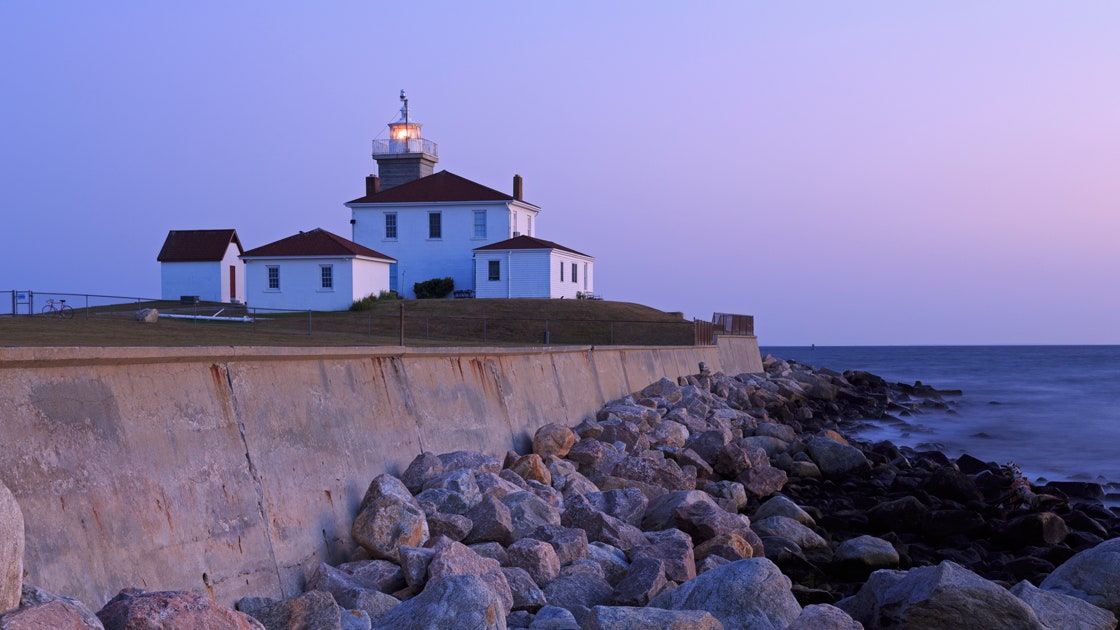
0,337,761,608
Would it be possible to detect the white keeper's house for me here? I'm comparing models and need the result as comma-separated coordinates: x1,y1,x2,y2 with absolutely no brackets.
239,228,395,311
345,92,594,300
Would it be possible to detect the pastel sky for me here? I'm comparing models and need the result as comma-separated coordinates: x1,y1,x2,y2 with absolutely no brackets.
2,2,1117,345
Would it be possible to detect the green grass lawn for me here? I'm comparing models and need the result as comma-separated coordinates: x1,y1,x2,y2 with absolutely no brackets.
0,298,695,348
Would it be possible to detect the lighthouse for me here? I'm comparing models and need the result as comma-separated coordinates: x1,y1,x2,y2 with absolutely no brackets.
371,90,439,190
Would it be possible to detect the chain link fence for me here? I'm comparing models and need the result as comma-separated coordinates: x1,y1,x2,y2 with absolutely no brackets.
2,290,699,347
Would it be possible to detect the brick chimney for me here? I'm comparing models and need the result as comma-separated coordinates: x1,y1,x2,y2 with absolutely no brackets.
513,174,523,201
365,175,381,196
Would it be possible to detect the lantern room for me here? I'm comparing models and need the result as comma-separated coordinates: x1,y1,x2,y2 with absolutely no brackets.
371,90,439,190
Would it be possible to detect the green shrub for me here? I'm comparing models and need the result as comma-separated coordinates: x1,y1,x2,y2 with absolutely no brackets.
413,277,454,299
349,293,378,311
378,289,400,300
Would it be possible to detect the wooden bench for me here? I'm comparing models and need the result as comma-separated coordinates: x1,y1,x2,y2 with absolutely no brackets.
453,289,475,299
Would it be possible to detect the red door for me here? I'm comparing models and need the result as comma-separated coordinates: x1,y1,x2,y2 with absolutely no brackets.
229,266,236,301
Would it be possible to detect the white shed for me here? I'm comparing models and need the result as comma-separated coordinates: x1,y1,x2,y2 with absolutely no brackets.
240,228,396,311
157,229,245,303
473,235,595,299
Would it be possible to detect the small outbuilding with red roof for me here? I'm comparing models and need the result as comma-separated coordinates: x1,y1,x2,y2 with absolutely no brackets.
239,228,396,311
157,229,245,303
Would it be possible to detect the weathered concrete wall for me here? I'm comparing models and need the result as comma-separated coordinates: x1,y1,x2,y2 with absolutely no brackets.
1,479,23,613
717,335,764,375
0,339,760,609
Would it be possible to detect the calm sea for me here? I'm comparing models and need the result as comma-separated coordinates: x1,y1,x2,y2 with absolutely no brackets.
761,346,1120,493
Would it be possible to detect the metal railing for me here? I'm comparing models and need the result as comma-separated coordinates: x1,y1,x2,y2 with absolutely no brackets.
372,137,438,157
712,312,755,336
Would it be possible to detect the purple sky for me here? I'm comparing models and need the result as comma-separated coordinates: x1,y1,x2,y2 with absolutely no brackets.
2,3,1117,345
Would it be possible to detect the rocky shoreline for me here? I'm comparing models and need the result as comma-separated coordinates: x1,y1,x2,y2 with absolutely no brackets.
3,355,1119,628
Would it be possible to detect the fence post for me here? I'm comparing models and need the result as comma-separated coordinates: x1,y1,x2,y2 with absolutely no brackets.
399,303,404,346
307,310,312,336
367,312,372,337
425,317,430,339
85,294,89,318
544,319,550,345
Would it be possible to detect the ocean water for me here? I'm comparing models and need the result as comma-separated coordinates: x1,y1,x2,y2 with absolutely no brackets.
761,346,1120,491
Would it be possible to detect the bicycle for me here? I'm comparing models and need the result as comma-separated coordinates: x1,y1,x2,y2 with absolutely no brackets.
41,298,75,319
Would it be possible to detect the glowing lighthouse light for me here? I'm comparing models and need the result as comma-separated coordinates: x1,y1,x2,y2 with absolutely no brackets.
388,89,422,150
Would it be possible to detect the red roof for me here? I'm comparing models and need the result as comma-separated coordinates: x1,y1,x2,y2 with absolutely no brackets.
347,171,533,205
157,229,242,262
241,228,395,261
474,235,592,258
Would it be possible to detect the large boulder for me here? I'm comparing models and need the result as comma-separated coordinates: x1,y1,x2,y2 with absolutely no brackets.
437,451,502,475
306,563,401,618
335,560,407,594
834,535,900,570
0,482,22,614
506,538,560,588
502,491,561,541
426,538,513,618
400,452,443,495
501,567,545,612
533,424,578,459
561,496,647,553
541,571,613,623
244,590,341,630
753,495,815,526
648,558,801,630
838,561,1044,629
1,599,105,630
351,475,429,560
785,604,862,630
1011,579,1116,630
4,586,104,630
96,589,265,630
583,489,648,528
1040,537,1120,615
630,529,696,584
752,516,829,555
610,558,671,607
806,438,870,479
582,606,722,630
1002,512,1069,547
371,575,505,630
464,494,515,546
527,525,588,566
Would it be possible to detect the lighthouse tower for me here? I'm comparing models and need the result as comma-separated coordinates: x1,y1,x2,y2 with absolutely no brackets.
371,90,439,190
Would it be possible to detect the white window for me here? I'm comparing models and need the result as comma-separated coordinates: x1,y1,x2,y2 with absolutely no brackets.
267,266,280,290
474,210,486,238
527,215,532,236
320,265,333,290
429,212,442,239
385,213,397,239
571,263,578,284
512,213,518,235
488,260,501,281
560,261,564,281
583,263,588,290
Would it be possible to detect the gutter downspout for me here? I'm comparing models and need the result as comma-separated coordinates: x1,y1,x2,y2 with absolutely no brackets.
507,251,512,298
